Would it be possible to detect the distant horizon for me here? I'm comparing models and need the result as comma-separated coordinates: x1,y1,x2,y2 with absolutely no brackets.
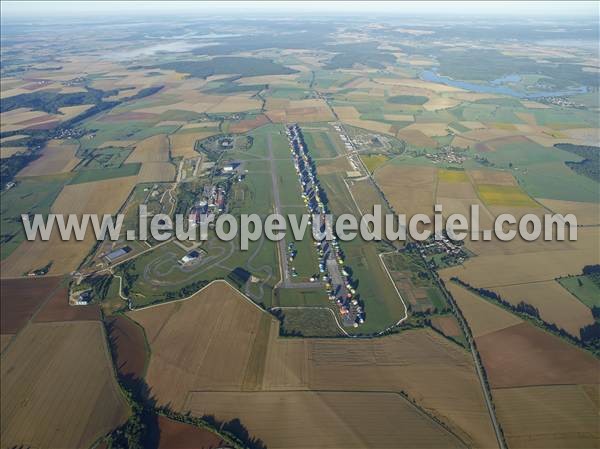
1,1,598,20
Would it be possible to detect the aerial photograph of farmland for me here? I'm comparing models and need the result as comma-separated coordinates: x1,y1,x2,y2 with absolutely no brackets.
0,1,599,448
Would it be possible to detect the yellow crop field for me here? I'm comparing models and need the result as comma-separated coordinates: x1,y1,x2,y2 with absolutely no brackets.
360,154,389,173
476,184,538,207
438,169,469,183
1,321,128,449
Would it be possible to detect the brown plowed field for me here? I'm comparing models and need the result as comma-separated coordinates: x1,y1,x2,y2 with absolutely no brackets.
157,416,226,449
107,315,147,379
0,276,63,333
34,286,101,322
476,322,600,388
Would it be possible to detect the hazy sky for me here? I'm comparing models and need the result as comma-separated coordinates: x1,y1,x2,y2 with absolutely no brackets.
2,1,598,19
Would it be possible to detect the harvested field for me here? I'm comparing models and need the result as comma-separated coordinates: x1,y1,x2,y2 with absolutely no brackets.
441,227,600,287
128,281,267,409
100,111,159,122
236,74,300,85
374,78,465,93
58,104,95,120
0,146,26,158
1,321,129,449
376,165,436,218
180,121,221,130
562,127,600,146
333,105,361,120
170,130,217,158
493,385,600,449
431,315,462,338
315,157,352,174
52,175,137,215
157,416,227,449
384,113,415,122
468,169,517,186
396,128,438,147
35,286,101,322
492,281,594,336
451,135,477,149
536,198,600,226
0,134,29,144
423,96,461,111
127,134,169,162
17,140,79,176
403,122,450,137
130,282,498,449
445,283,523,338
185,391,468,449
268,99,335,123
1,234,101,278
0,108,55,132
0,334,13,352
208,95,262,113
0,276,63,333
1,176,137,277
476,322,600,388
107,315,147,379
137,161,176,182
476,135,532,152
344,118,393,135
229,114,270,133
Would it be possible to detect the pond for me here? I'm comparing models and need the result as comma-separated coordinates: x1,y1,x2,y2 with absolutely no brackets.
420,69,587,98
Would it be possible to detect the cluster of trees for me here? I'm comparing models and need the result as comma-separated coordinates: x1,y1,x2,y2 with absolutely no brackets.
451,277,540,319
162,279,210,302
85,274,113,301
117,260,139,297
451,277,600,354
556,144,600,182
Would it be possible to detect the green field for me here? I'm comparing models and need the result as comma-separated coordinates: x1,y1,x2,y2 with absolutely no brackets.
387,95,428,105
69,162,141,184
78,147,132,169
382,251,448,313
0,173,71,259
557,276,600,309
279,308,345,337
302,129,340,158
